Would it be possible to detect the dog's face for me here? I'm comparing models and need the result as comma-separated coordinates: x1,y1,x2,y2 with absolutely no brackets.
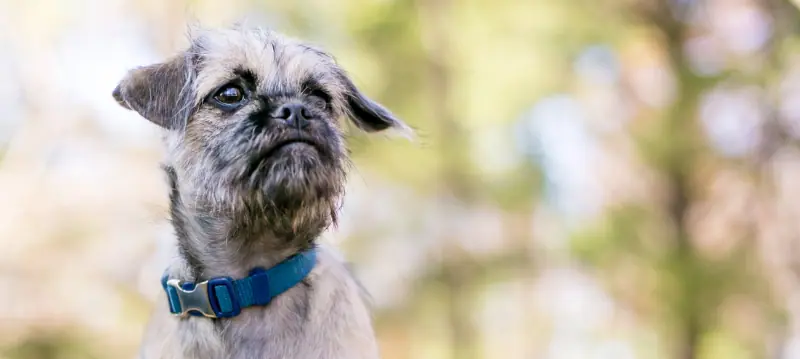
113,27,407,238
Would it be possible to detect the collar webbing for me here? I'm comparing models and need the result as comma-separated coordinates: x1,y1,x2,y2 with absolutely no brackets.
160,248,317,319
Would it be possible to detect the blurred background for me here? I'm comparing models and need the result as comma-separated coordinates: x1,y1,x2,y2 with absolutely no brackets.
2,0,800,358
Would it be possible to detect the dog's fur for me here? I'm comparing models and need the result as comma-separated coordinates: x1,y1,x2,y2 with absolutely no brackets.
113,26,408,359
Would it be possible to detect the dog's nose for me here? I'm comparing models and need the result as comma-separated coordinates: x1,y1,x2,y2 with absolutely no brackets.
273,103,312,129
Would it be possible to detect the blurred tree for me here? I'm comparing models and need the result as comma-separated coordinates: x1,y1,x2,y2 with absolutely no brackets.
571,1,800,359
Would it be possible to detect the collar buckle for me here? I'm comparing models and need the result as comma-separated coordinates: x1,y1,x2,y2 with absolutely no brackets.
165,279,218,318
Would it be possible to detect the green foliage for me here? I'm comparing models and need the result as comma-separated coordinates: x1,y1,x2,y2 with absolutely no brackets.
571,205,653,265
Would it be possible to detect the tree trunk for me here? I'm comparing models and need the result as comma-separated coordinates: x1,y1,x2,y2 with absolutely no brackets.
416,0,480,358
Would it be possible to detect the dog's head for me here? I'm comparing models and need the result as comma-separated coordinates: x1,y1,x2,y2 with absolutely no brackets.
113,27,407,239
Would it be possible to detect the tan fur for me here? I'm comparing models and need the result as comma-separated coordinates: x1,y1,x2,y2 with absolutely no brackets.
186,27,349,121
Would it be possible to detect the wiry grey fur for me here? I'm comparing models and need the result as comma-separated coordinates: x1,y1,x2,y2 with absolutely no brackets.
113,25,408,359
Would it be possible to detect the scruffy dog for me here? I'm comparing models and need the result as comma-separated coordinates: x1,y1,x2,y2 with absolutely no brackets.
112,26,408,359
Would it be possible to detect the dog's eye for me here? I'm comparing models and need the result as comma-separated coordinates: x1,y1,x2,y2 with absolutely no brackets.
308,89,331,107
213,85,245,106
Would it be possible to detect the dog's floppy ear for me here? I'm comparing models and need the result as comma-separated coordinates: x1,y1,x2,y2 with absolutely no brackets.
340,73,410,134
112,53,194,129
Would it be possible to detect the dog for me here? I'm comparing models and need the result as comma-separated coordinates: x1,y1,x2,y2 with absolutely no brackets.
112,25,409,359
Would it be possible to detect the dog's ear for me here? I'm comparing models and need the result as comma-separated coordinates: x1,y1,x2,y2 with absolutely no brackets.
339,73,410,134
112,54,194,129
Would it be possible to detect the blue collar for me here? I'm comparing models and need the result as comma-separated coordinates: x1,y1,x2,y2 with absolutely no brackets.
160,248,317,319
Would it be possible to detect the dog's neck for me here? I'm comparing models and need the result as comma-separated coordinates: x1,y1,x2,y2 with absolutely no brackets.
164,166,330,281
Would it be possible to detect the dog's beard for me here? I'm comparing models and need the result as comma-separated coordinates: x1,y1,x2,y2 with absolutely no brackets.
244,153,346,242
181,140,346,243
255,148,345,206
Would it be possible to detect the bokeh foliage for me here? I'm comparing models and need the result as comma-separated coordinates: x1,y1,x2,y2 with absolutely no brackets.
3,0,800,359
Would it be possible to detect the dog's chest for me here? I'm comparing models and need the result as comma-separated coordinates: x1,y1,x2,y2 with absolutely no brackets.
173,290,325,359
219,309,309,359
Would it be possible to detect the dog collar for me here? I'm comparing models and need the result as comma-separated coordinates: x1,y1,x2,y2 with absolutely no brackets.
160,248,317,319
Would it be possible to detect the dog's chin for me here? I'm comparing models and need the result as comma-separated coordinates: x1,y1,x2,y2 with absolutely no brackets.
232,156,344,240
242,149,344,207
